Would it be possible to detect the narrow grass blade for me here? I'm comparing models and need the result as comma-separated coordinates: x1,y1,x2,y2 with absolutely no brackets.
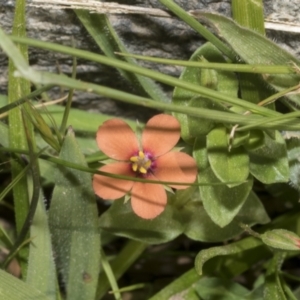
97,240,148,299
7,0,33,276
76,11,170,103
0,269,52,300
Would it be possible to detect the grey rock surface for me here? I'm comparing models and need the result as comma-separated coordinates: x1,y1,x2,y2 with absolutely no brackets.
0,0,299,119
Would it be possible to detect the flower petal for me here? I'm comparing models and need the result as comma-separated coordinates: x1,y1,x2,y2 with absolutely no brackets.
142,114,180,157
93,162,134,200
154,152,197,189
96,119,139,160
131,181,167,219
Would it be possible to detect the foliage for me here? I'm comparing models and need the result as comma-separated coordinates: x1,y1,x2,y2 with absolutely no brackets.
0,0,300,299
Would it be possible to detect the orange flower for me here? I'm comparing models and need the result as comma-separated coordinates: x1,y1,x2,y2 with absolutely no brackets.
93,114,197,219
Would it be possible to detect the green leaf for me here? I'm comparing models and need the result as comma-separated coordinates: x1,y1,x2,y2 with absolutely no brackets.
6,34,300,131
207,126,249,185
99,199,184,244
232,0,265,34
264,253,287,300
49,128,100,300
0,269,52,300
193,136,209,171
96,240,147,299
158,0,234,59
0,121,9,148
286,137,300,191
8,0,32,275
194,277,250,300
199,169,253,227
7,35,300,131
148,269,201,300
247,131,289,184
183,191,269,242
26,192,56,299
194,235,264,276
191,12,300,105
173,42,238,143
0,224,13,249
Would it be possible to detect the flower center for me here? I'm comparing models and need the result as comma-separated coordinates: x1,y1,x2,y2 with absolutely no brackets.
130,151,152,174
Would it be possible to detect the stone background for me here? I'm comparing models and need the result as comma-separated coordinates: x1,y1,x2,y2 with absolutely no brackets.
0,0,300,119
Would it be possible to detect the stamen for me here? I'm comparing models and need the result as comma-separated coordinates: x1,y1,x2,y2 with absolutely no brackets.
129,151,153,174
132,163,138,172
130,157,138,162
138,151,145,159
139,167,147,174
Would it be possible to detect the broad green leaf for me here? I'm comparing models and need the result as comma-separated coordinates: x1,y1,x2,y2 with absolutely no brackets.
99,199,184,244
195,277,262,300
183,191,269,242
199,169,253,227
0,269,52,300
193,136,209,171
49,128,100,300
247,131,289,184
207,125,249,185
192,12,300,105
194,277,250,300
173,42,238,143
230,130,250,148
286,137,300,191
26,192,56,299
187,96,216,139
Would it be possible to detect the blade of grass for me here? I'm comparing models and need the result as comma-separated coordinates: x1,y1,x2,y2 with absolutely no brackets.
149,269,201,300
0,84,55,116
99,248,121,300
97,240,147,299
2,113,41,270
114,52,294,74
3,32,300,130
59,49,76,134
0,165,29,203
0,269,53,300
0,146,251,187
7,35,282,117
75,10,170,103
158,0,234,59
4,72,300,131
7,0,33,276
